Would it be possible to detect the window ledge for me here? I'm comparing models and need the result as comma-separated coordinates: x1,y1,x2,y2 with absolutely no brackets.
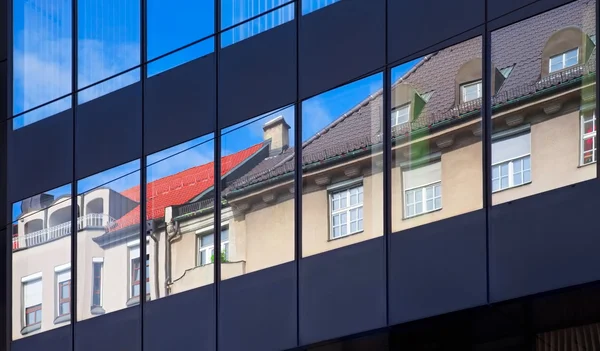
492,181,532,194
91,306,105,315
578,161,596,168
21,324,41,335
403,207,443,220
328,230,364,242
126,296,140,307
54,314,71,325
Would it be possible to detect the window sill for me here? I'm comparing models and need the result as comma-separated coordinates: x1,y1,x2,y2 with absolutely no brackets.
578,161,596,168
54,314,71,325
328,230,364,242
21,324,41,335
91,306,105,315
126,295,151,307
403,207,443,220
492,181,532,194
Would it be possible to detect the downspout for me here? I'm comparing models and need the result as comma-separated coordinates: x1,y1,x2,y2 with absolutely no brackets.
148,221,160,299
165,219,180,297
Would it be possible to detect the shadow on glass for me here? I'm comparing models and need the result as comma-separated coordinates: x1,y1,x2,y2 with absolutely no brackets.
147,37,215,78
490,0,596,205
11,184,72,340
390,37,483,233
75,160,141,321
145,135,216,297
220,106,296,278
301,74,383,257
301,0,340,15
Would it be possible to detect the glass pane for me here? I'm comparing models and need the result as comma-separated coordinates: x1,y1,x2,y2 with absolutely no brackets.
78,0,140,101
221,2,294,48
145,134,216,297
147,38,215,78
491,0,596,205
392,39,483,231
13,0,72,125
147,0,214,62
302,74,383,254
76,160,141,321
220,106,295,278
12,184,72,340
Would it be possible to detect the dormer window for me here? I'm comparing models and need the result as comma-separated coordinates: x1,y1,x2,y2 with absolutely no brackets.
461,80,482,102
392,104,410,127
549,48,579,73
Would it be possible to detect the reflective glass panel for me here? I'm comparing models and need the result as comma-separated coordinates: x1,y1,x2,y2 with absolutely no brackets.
490,0,596,205
301,74,383,257
76,160,141,321
220,106,295,277
11,184,72,340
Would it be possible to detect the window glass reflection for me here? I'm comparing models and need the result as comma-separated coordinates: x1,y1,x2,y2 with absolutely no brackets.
145,135,216,297
13,0,71,125
301,74,383,257
390,38,483,233
491,0,596,205
11,184,72,340
220,106,295,278
221,2,294,47
76,160,141,321
221,0,290,29
78,0,140,101
147,0,214,62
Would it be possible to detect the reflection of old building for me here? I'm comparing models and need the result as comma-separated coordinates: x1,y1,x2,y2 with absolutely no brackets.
10,0,597,343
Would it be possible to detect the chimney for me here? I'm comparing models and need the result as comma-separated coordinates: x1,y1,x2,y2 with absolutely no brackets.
263,115,290,156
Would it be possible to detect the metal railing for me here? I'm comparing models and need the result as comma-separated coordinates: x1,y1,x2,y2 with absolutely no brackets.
13,213,116,251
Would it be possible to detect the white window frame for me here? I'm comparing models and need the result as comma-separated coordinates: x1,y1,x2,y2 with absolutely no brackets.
22,273,43,328
549,48,579,73
461,80,482,102
580,111,597,165
404,181,442,218
492,155,531,192
392,103,410,127
91,257,104,308
197,229,229,267
328,183,364,240
55,264,71,318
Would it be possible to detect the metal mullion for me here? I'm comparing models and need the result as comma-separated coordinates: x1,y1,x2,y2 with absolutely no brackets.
214,0,221,349
139,0,147,346
70,0,79,347
483,0,492,306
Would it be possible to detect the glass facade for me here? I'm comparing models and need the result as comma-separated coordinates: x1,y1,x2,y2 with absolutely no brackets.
2,0,600,349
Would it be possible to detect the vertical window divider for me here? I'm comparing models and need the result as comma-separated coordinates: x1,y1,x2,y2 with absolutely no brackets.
70,0,79,345
383,0,391,329
483,2,492,306
214,0,222,349
139,0,148,347
4,0,13,345
294,0,302,347
594,0,600,184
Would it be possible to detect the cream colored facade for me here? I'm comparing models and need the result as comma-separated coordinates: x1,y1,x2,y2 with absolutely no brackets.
11,40,597,342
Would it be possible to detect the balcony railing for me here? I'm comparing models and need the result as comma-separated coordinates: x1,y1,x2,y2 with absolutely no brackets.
13,213,116,251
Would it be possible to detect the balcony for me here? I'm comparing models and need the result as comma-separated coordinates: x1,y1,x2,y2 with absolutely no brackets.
13,213,116,251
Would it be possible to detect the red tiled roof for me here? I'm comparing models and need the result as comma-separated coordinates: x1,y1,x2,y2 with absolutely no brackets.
109,143,264,231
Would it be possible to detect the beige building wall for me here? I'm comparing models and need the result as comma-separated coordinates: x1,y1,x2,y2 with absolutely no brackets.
391,141,484,232
302,171,384,258
12,236,71,340
493,109,596,204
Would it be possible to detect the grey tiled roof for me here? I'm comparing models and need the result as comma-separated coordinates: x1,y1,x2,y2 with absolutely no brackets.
226,0,597,195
